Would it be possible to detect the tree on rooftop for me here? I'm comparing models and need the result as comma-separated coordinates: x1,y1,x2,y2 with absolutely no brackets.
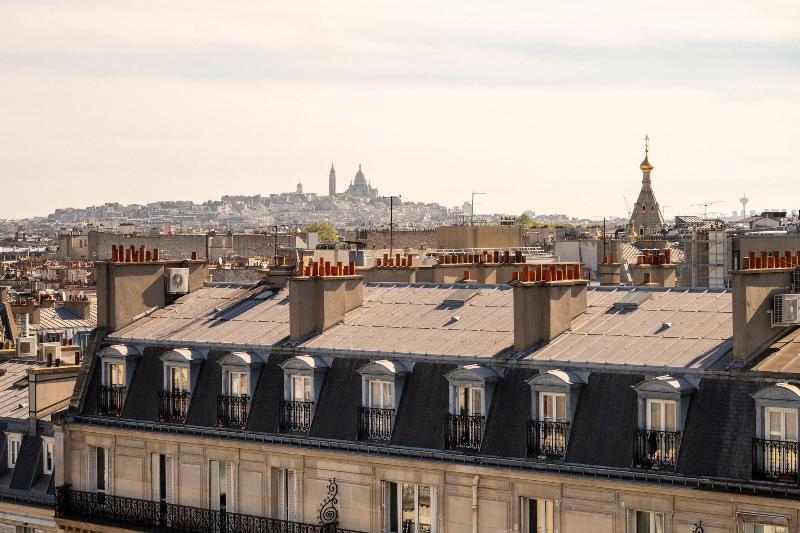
306,221,338,243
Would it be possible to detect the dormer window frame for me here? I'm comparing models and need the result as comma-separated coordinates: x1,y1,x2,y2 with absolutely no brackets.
444,364,498,417
160,348,205,395
633,375,695,434
357,360,409,410
752,383,800,441
98,345,140,389
218,352,262,399
526,370,586,425
280,355,328,404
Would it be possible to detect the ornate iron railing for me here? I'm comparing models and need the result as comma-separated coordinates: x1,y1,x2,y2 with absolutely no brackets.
753,438,799,483
97,385,126,416
55,485,363,533
445,414,484,450
633,429,680,470
159,390,190,422
217,394,249,428
528,420,569,460
280,400,314,433
357,407,394,442
402,520,432,533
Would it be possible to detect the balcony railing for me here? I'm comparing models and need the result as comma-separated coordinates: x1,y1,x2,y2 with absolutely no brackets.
753,438,799,483
402,520,432,533
159,390,190,422
55,485,363,533
357,407,395,442
445,414,484,450
280,400,314,433
528,420,569,460
217,395,249,428
97,385,126,416
633,429,680,470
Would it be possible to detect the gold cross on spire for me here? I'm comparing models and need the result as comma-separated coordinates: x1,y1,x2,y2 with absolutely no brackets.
644,134,650,155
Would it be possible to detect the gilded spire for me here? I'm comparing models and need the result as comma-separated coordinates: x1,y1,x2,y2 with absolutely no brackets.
640,134,653,172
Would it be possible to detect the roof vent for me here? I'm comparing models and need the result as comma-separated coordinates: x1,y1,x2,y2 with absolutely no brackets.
443,288,480,306
613,291,652,309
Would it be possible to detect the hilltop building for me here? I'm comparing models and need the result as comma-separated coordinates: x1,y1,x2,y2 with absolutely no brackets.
329,164,336,196
344,165,379,199
628,136,665,238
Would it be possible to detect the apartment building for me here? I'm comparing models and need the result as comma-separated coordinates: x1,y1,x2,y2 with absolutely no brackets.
53,253,800,533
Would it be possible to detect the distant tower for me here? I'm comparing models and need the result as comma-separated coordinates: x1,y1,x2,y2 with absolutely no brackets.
296,181,304,194
328,164,336,196
739,192,749,219
627,135,665,239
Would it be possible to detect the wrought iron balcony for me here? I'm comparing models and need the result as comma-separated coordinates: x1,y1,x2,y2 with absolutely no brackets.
753,438,799,483
55,485,362,533
280,400,314,433
357,407,395,442
217,394,249,428
159,390,190,422
633,429,680,470
445,413,484,451
528,420,569,460
97,385,125,416
402,520,432,533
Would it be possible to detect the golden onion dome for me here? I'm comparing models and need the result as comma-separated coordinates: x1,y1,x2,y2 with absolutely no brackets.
640,156,653,172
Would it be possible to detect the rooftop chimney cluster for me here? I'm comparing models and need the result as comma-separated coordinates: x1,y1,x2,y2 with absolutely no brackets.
636,249,672,265
741,250,800,270
511,263,582,283
438,250,526,265
301,258,357,277
375,253,414,268
601,253,619,264
111,244,163,263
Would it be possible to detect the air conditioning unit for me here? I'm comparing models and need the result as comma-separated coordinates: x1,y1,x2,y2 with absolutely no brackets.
41,342,62,362
773,294,800,326
166,267,190,294
16,336,37,358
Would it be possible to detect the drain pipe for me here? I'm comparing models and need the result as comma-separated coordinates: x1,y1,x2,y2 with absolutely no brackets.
472,475,480,533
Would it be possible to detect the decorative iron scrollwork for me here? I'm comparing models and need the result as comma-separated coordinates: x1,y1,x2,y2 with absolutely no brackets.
318,478,340,527
692,520,704,533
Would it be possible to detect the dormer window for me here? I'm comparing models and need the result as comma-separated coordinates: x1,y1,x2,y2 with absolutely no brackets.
217,352,262,428
159,348,204,423
280,356,328,433
444,365,497,450
752,383,800,483
357,360,408,442
633,375,695,470
97,345,140,417
527,370,585,460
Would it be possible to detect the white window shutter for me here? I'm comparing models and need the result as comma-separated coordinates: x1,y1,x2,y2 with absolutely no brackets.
381,481,387,533
88,446,97,492
286,469,297,521
626,509,634,533
277,468,286,520
105,447,112,494
151,454,160,501
431,486,438,533
165,456,174,504
209,460,220,511
225,462,235,513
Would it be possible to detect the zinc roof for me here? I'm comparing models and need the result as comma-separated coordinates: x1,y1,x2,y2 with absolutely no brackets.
26,305,97,332
524,288,732,370
0,360,43,420
751,328,800,374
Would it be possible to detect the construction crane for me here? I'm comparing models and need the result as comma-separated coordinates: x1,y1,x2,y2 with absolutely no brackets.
623,195,631,217
692,201,723,218
661,205,670,223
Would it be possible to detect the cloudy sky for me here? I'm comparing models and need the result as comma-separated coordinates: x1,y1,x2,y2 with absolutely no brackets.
1,0,798,220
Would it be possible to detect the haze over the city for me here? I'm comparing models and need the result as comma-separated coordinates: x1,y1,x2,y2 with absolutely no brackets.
1,0,798,220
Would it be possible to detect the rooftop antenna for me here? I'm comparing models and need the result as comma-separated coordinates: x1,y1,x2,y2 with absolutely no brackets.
623,195,631,217
691,200,723,218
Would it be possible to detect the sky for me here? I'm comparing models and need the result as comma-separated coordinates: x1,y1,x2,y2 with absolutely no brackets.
1,0,799,221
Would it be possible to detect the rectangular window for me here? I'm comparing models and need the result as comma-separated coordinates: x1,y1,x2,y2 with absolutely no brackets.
646,399,677,432
226,371,249,396
88,446,109,493
521,497,554,533
368,380,393,409
43,439,54,474
765,407,798,442
384,481,435,533
744,525,787,533
209,460,234,512
274,468,297,521
539,392,566,422
456,386,482,416
105,362,124,386
170,366,189,393
7,435,21,469
290,375,313,402
627,510,664,533
151,454,174,503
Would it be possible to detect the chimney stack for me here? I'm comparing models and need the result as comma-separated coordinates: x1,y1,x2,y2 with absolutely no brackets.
731,256,798,363
289,270,364,340
513,270,588,352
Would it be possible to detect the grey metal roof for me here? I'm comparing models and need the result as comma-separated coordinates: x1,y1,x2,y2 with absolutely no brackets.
0,360,44,420
22,305,97,332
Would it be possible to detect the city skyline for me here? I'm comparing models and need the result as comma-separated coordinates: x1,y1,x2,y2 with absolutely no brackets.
1,1,798,219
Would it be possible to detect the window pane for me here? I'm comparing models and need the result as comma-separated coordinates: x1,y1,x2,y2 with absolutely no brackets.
383,382,392,408
636,510,650,533
401,483,415,529
785,410,798,441
370,381,381,408
303,376,312,401
665,402,676,432
769,410,783,439
172,367,188,391
542,393,552,420
458,387,467,413
471,388,482,416
418,485,431,527
556,395,566,421
96,447,106,491
649,401,662,430
240,373,248,394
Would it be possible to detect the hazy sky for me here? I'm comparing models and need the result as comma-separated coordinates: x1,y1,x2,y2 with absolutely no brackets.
1,1,798,220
